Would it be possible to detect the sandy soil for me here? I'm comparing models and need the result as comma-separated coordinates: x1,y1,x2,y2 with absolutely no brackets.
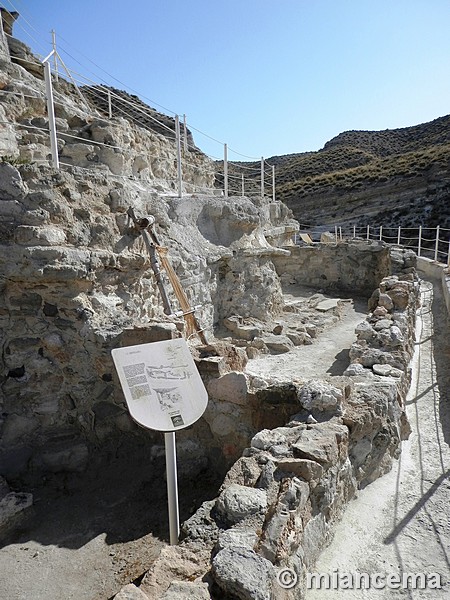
246,289,368,381
306,273,450,598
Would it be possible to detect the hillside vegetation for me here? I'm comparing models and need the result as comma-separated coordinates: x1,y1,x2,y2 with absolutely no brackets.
223,115,450,230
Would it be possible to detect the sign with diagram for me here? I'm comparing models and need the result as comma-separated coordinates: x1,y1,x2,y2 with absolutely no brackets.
112,338,208,432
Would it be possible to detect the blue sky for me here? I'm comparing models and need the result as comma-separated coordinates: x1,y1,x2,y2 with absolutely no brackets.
6,0,450,161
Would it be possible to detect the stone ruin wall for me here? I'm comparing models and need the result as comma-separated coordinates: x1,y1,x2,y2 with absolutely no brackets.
0,33,302,483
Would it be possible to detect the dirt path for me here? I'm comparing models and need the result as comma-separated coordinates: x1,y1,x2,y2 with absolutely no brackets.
306,274,450,598
246,294,368,380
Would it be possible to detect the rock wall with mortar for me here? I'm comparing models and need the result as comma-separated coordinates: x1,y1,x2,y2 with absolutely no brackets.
0,39,299,483
272,241,392,295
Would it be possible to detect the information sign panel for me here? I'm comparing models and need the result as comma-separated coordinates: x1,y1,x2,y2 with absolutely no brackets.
112,338,208,432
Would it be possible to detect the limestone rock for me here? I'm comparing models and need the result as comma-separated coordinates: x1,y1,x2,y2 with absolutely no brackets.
207,371,249,405
159,581,211,600
216,527,259,552
215,484,267,525
114,584,150,600
261,334,294,353
298,380,343,413
292,423,348,468
140,544,210,598
0,481,33,533
343,362,366,376
212,546,275,600
0,162,28,198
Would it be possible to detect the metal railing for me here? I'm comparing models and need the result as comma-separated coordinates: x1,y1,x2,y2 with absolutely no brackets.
294,224,450,267
0,22,275,200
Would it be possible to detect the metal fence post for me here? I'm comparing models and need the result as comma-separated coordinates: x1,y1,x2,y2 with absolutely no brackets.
108,90,112,119
175,115,182,198
447,239,450,268
51,30,58,82
261,157,264,198
397,226,401,245
434,225,440,261
43,59,59,169
335,225,338,243
241,173,244,197
366,225,370,241
353,225,356,239
417,225,422,257
183,114,188,153
379,225,383,241
224,143,228,198
272,165,275,202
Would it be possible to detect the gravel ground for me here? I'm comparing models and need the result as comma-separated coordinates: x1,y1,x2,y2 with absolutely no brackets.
306,273,450,599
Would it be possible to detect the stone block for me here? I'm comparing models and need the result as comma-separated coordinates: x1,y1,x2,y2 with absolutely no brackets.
207,371,249,405
114,584,150,600
160,581,211,600
216,527,259,552
216,483,267,525
212,546,275,600
120,324,178,346
299,380,343,413
261,334,293,353
14,225,66,246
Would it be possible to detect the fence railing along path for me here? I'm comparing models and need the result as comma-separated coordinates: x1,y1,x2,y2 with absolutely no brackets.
0,21,274,200
294,224,450,267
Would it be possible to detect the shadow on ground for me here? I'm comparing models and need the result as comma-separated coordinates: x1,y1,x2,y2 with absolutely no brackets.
0,439,223,551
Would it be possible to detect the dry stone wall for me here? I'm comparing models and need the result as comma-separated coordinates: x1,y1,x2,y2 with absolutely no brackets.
134,253,420,600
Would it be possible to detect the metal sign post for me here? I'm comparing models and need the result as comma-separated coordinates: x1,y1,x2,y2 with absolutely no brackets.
111,338,208,545
164,431,179,544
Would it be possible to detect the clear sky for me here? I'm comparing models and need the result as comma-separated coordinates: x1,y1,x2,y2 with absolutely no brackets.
6,0,450,161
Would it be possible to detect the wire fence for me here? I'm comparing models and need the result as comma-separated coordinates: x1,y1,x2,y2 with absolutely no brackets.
294,224,450,267
0,13,274,199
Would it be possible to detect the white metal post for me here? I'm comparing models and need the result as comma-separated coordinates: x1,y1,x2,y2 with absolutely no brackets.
224,143,228,198
107,90,112,119
43,59,59,169
164,432,179,545
353,225,356,239
366,225,370,241
51,30,58,82
261,157,264,198
241,173,244,197
397,226,401,245
447,239,450,268
417,225,422,257
175,115,182,198
434,225,440,261
335,225,338,243
339,226,342,241
183,114,188,153
272,165,275,202
379,225,383,241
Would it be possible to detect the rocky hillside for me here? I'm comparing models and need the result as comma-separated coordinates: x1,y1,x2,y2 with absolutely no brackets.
227,116,450,231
